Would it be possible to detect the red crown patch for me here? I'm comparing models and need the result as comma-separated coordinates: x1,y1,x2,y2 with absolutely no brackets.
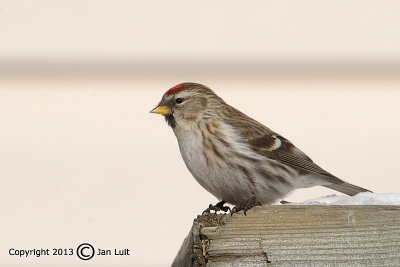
165,83,187,95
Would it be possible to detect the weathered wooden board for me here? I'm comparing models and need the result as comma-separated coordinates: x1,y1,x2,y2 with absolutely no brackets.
172,205,400,266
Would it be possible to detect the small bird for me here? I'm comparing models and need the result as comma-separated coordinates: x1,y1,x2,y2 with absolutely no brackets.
151,83,371,214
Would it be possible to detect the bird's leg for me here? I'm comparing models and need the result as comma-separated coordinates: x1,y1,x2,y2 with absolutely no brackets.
231,195,262,216
202,200,231,215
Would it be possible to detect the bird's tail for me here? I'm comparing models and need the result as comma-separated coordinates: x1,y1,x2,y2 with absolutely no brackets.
323,182,372,196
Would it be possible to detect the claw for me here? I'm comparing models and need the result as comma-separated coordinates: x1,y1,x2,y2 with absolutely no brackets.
231,195,262,216
202,200,230,215
202,204,214,215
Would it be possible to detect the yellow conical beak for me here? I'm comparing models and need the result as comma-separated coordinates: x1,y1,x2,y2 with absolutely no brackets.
150,105,170,115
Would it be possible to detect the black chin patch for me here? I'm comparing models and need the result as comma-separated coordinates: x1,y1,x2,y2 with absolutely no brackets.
165,114,176,128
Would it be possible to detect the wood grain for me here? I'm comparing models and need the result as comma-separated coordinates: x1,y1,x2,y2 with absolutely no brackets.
173,205,400,266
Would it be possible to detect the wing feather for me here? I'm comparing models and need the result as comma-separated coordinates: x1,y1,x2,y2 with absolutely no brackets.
222,105,371,195
223,106,336,178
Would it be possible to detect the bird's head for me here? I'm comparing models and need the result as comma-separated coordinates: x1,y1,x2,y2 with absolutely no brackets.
151,82,221,128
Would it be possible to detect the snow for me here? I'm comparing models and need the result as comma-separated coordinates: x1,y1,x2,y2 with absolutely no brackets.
291,192,400,205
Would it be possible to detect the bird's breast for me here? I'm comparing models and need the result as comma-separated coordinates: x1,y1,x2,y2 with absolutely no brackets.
174,124,258,203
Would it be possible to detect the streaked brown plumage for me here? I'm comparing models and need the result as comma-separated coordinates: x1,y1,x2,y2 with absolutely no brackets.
151,82,371,212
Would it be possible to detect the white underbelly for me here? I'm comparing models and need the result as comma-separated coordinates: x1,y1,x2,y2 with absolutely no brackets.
173,125,297,205
176,131,260,203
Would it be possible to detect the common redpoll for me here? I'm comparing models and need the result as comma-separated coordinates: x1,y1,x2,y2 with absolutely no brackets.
151,83,371,214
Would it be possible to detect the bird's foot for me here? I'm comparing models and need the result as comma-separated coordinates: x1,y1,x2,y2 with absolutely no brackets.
202,200,231,215
231,195,262,216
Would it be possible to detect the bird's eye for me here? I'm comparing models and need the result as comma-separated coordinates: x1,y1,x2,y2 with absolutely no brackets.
175,98,183,104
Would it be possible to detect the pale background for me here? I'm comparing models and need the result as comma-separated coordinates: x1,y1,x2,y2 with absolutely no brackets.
1,1,400,267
